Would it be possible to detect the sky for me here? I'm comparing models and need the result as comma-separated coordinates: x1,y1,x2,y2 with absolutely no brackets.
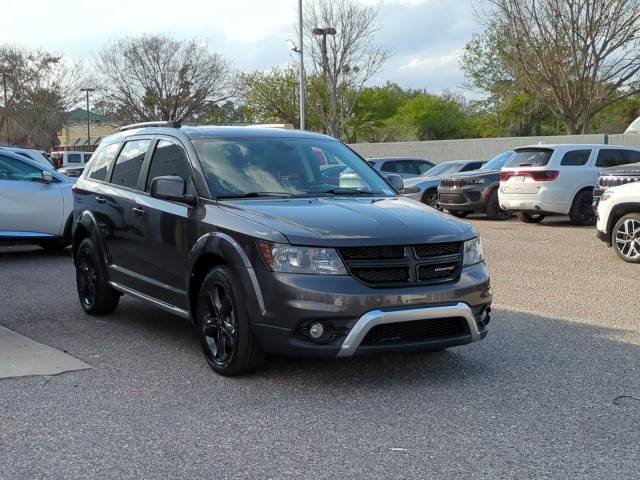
0,0,481,93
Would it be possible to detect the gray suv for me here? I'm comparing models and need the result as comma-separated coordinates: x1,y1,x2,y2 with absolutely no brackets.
72,123,492,376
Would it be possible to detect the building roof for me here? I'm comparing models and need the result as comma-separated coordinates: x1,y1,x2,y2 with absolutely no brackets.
67,108,109,123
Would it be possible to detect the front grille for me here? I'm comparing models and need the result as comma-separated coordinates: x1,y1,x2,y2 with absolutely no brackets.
440,178,466,189
599,175,640,188
350,267,409,283
338,242,462,287
415,242,461,257
361,317,469,345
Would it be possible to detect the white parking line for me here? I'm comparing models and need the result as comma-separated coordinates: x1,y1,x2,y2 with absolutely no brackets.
0,326,91,379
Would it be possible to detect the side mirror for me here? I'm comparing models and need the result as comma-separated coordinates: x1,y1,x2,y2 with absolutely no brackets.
42,171,53,184
385,174,404,192
150,176,197,205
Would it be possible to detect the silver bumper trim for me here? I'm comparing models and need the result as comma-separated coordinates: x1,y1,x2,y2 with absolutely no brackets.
336,302,481,357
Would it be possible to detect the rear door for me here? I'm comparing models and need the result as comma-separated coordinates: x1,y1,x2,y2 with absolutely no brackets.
100,138,153,285
0,153,64,237
125,137,199,307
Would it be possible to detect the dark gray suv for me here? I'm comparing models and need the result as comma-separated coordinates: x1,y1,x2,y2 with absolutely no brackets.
72,122,492,376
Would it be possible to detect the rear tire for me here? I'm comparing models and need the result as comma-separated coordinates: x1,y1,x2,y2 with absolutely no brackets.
516,212,545,224
196,267,264,376
448,210,469,218
485,189,511,221
569,190,596,226
75,238,120,315
421,189,441,210
612,213,640,263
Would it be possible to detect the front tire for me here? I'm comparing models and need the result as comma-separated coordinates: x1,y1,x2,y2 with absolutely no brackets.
421,189,441,210
196,267,263,376
516,212,545,224
75,238,120,315
569,190,596,226
613,213,640,263
485,189,511,220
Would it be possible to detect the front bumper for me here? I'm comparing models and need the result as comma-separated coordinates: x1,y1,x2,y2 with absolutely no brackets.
247,262,492,357
438,188,486,213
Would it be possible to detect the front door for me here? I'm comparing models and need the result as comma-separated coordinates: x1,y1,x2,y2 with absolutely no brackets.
0,153,63,238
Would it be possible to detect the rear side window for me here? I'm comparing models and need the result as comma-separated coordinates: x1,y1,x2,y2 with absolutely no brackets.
561,149,591,166
623,150,640,164
416,161,433,174
596,149,626,168
144,140,194,192
68,153,82,164
86,143,121,181
110,140,151,189
505,149,553,168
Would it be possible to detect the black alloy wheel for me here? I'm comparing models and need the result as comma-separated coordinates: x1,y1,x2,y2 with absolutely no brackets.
485,189,511,221
74,238,120,315
196,267,263,376
569,190,596,226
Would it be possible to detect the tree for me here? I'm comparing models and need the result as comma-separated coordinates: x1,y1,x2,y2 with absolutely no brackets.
302,0,391,139
476,0,640,134
95,34,236,123
0,45,82,148
241,66,300,127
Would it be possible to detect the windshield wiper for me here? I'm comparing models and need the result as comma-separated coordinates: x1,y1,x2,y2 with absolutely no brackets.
316,187,385,196
217,191,297,199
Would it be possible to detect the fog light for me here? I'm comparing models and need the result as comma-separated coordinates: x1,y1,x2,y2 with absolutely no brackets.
309,322,324,340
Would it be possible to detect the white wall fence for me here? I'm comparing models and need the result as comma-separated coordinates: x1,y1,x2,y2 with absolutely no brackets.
350,133,640,163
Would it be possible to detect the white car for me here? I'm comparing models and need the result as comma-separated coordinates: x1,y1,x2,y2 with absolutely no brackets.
0,149,75,249
50,150,93,169
596,181,640,262
499,144,640,225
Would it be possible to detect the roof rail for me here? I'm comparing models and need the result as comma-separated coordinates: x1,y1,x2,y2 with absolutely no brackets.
118,120,181,132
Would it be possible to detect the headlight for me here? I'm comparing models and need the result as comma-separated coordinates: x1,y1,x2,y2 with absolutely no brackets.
600,189,616,202
402,186,421,194
463,237,484,267
258,242,347,275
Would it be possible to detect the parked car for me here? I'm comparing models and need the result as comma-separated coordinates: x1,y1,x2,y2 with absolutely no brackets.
368,157,435,179
499,144,640,225
58,165,86,178
72,122,492,376
593,162,640,210
596,181,640,263
438,151,514,220
50,150,93,169
0,145,54,168
402,160,485,208
0,149,75,249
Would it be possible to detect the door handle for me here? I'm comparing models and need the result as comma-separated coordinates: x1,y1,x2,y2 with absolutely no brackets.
132,206,146,216
95,195,106,204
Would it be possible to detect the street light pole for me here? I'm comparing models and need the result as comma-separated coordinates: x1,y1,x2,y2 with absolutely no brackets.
2,72,9,144
298,0,305,130
80,88,95,149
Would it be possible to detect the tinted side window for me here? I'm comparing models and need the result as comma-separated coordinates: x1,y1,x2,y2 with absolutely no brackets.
68,153,82,164
110,140,151,189
623,150,640,164
0,154,42,181
561,149,591,166
145,140,194,192
596,149,626,168
87,143,121,181
380,161,397,172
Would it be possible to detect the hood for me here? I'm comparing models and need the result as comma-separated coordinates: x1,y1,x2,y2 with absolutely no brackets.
402,176,441,189
445,169,499,180
600,162,640,175
219,196,476,247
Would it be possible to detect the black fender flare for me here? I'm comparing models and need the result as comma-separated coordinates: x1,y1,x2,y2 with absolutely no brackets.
186,232,266,318
72,210,110,270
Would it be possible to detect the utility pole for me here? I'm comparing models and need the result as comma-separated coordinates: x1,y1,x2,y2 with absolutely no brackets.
2,72,9,144
80,88,95,149
312,27,337,135
298,0,305,130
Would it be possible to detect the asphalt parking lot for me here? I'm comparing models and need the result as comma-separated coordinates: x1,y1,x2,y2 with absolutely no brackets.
1,217,639,479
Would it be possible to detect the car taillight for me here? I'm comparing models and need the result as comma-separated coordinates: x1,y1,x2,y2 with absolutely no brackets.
71,184,78,193
501,170,559,182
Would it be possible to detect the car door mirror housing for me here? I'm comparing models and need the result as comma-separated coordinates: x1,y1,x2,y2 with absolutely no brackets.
41,171,53,184
385,174,404,192
150,176,197,205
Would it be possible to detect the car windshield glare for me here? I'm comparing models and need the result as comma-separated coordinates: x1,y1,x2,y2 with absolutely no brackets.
424,163,460,177
192,137,394,198
482,151,513,170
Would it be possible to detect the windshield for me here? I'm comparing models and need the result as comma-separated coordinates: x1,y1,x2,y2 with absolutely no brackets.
482,151,513,170
423,162,462,177
193,137,394,198
505,149,553,168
